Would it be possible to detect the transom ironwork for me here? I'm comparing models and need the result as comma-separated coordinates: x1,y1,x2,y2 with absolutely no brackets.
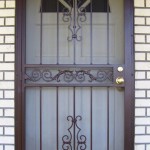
41,0,109,12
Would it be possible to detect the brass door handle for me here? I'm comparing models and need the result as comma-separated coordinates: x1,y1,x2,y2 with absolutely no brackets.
116,77,124,85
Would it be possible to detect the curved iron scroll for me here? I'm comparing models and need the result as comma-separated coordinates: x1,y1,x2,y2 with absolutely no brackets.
25,69,113,83
41,0,110,41
62,0,87,41
62,116,87,150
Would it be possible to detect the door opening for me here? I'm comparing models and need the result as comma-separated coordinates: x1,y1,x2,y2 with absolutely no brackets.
15,0,135,150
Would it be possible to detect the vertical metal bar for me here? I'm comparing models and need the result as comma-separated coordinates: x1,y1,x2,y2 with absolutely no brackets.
124,0,135,149
90,0,93,64
15,0,26,149
57,0,59,64
73,0,76,64
113,89,116,150
73,87,76,149
73,37,76,64
107,0,110,65
23,87,26,150
56,87,59,150
40,87,42,150
56,0,59,147
107,87,109,150
90,87,93,150
40,0,43,64
22,0,26,147
107,1,110,149
22,1,26,147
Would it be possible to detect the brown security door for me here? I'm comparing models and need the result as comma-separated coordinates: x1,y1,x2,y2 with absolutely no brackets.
15,0,134,150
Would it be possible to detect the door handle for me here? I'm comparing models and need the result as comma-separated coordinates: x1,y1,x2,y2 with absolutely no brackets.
116,77,124,85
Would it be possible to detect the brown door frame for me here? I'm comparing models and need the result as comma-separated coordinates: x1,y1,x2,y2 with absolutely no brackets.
15,0,135,149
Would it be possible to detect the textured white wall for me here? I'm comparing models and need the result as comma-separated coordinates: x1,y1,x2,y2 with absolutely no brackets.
0,0,15,150
135,0,150,149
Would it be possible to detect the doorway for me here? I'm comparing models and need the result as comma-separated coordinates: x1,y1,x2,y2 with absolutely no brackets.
15,0,134,150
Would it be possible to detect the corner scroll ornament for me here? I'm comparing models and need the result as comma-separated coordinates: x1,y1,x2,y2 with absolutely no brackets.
25,68,113,83
62,115,87,150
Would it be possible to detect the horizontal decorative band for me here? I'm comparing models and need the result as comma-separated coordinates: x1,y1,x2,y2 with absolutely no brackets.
25,67,113,86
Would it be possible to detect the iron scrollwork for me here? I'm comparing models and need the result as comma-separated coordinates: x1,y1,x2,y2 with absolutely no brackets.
62,0,87,41
25,68,113,83
62,116,87,150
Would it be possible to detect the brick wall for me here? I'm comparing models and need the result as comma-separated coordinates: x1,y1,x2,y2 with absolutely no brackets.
0,0,150,150
135,0,150,149
0,0,15,150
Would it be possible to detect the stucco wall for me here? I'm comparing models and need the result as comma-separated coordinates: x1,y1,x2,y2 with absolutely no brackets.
0,0,150,150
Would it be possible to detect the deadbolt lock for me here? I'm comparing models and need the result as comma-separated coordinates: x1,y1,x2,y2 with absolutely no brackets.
116,77,124,85
117,66,124,72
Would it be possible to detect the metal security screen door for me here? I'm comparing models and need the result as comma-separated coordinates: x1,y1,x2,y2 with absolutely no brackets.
15,0,134,150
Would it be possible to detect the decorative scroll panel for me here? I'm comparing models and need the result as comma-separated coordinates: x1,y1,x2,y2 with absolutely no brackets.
25,66,113,86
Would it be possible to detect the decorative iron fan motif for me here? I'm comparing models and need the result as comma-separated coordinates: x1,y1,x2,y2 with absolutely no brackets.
41,0,110,41
41,0,109,12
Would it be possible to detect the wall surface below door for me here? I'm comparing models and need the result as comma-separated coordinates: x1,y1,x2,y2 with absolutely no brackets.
0,0,150,150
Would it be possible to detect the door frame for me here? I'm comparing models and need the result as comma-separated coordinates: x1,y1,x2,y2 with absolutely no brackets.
15,0,135,150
